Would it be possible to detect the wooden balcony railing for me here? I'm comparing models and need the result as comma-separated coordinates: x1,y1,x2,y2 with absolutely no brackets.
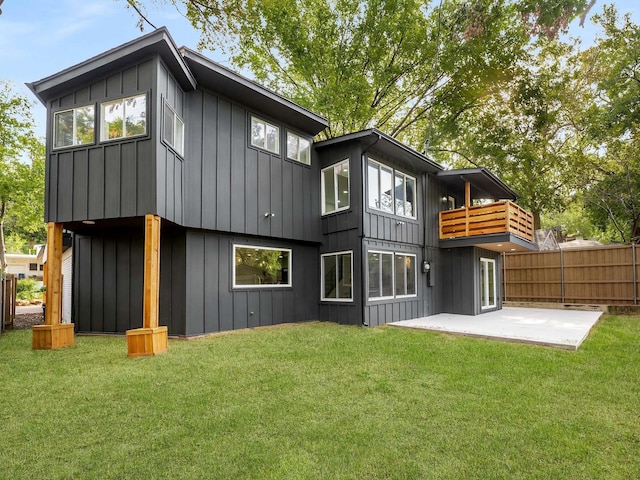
439,200,534,243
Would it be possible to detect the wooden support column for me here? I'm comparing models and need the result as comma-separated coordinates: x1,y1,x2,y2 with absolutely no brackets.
464,181,471,236
126,214,168,357
32,222,74,349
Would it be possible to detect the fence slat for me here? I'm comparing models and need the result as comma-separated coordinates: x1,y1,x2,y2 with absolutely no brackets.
504,245,638,305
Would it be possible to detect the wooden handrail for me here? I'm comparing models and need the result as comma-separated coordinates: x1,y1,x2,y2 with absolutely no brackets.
439,200,534,242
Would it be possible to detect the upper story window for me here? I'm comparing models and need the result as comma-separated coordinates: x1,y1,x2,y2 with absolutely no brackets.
53,105,95,149
100,94,147,141
163,102,185,156
287,131,311,165
367,158,416,219
233,245,291,288
251,116,280,154
322,159,350,215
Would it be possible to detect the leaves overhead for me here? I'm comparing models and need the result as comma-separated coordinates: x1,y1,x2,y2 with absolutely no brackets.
0,81,45,269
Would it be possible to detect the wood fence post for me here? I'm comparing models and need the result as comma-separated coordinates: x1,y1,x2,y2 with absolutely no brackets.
633,243,637,305
126,214,168,357
32,223,74,349
560,248,565,303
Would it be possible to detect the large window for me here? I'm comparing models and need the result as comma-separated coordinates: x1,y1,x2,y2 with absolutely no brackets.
53,105,95,149
367,158,416,218
287,131,311,165
368,251,416,300
100,94,147,141
233,245,291,287
321,251,353,301
251,116,280,154
480,257,497,309
163,102,185,156
322,159,350,215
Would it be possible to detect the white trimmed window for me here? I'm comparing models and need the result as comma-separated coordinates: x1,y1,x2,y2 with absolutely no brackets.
321,251,353,301
367,158,416,218
233,245,291,287
100,94,147,141
251,116,280,154
322,159,350,215
480,257,497,309
368,251,417,300
163,102,185,156
53,105,95,148
287,131,311,164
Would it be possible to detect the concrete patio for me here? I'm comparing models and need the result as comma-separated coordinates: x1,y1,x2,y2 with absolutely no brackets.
389,307,603,350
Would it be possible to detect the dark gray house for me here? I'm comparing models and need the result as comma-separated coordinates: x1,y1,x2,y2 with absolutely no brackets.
28,28,536,339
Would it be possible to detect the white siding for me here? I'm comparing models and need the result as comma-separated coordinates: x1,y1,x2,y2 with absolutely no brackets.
62,249,73,323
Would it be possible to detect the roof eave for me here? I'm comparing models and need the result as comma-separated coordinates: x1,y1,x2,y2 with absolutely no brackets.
27,27,196,105
180,47,328,135
315,128,444,173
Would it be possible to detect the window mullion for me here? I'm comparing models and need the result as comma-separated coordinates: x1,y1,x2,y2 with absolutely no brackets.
334,165,339,209
335,254,340,298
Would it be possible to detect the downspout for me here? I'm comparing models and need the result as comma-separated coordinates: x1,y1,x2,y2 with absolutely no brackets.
422,171,429,315
360,133,381,326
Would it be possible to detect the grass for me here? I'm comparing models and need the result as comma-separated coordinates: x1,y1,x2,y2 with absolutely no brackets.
1,316,639,479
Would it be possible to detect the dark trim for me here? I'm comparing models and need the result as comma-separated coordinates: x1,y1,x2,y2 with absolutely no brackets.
315,128,443,173
439,233,537,251
181,47,328,135
28,27,196,104
437,168,517,201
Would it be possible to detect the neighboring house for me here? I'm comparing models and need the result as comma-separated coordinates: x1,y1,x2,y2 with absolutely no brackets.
27,28,536,337
5,254,44,281
37,235,73,322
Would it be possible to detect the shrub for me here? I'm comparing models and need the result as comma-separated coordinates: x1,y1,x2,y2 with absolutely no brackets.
16,278,43,301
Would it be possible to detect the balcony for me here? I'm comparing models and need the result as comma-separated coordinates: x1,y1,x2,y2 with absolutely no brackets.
439,201,534,243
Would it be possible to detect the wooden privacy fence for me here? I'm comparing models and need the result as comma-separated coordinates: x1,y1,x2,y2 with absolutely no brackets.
1,273,17,332
503,245,639,305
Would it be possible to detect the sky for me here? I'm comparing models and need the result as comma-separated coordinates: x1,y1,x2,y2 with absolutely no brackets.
1,0,640,140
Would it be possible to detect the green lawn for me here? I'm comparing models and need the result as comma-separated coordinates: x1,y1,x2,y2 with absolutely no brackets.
1,316,639,479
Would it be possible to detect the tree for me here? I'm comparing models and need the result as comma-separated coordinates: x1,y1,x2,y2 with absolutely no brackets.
577,6,640,243
123,0,592,144
582,140,640,243
428,39,594,229
0,81,45,271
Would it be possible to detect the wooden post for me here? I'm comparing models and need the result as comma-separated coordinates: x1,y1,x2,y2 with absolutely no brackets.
32,223,74,349
464,181,471,236
126,214,168,357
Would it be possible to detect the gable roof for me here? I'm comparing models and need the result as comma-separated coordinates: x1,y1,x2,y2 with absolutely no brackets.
27,27,196,104
314,129,443,173
180,48,328,135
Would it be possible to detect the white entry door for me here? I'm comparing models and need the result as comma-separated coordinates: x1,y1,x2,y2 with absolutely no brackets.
480,257,496,310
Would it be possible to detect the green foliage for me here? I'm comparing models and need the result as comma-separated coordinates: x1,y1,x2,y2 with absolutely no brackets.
4,232,30,254
0,81,45,270
541,198,598,240
15,278,43,301
126,0,591,142
574,8,640,243
1,318,639,478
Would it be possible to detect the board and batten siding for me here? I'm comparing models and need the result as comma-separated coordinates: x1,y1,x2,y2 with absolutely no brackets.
156,60,185,225
73,226,187,335
319,230,363,326
440,247,502,316
363,239,424,327
183,87,321,243
184,231,320,336
45,58,157,224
